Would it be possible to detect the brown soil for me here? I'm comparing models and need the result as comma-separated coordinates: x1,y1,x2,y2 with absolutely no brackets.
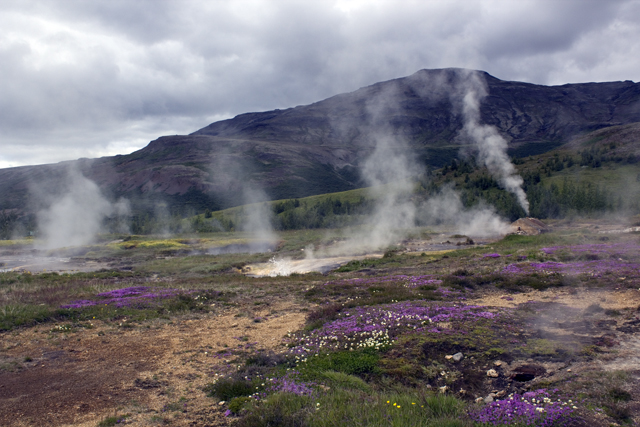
469,288,640,310
0,302,306,427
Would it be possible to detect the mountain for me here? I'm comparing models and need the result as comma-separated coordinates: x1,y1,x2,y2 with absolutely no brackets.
1,68,640,216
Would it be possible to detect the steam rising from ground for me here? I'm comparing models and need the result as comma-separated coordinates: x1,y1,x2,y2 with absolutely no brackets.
461,71,530,214
240,70,524,274
418,185,510,238
338,135,420,253
317,71,517,257
209,153,278,253
35,168,130,249
240,186,278,247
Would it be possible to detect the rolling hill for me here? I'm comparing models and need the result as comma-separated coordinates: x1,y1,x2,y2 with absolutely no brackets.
1,68,639,218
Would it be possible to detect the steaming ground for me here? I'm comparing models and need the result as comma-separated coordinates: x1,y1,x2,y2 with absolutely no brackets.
243,233,498,277
0,253,108,274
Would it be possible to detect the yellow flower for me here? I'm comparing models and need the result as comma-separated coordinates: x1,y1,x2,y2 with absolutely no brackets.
397,405,401,408
412,402,415,405
387,401,390,404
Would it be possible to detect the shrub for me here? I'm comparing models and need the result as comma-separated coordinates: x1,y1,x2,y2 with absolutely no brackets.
235,393,310,427
228,396,252,414
204,378,255,401
319,371,371,392
97,415,127,427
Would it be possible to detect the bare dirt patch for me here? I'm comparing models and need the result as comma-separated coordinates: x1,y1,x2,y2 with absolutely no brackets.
0,302,306,426
469,288,640,310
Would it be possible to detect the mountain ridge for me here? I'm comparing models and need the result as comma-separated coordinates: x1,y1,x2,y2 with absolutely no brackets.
1,68,639,216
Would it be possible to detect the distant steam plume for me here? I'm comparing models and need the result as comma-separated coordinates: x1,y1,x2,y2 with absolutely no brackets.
356,134,420,249
209,152,278,252
460,71,529,214
418,185,510,238
240,186,278,246
35,167,130,249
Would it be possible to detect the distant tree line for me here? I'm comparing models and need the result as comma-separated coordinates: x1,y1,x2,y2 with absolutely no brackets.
3,150,637,240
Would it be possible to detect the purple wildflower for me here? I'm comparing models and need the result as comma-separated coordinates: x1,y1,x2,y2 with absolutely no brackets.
470,389,576,426
483,253,501,258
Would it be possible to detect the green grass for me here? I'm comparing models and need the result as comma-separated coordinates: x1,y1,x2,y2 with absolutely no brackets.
97,414,128,427
237,388,468,427
298,349,381,379
204,378,262,401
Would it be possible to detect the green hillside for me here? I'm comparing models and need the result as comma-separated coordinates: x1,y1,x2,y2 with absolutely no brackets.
178,123,640,234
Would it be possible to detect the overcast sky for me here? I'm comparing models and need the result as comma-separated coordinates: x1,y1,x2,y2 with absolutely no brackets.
1,0,639,168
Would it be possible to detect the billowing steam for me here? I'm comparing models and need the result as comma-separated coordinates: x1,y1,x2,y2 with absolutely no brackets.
461,72,530,214
355,134,420,250
239,70,527,276
35,167,130,249
418,185,510,238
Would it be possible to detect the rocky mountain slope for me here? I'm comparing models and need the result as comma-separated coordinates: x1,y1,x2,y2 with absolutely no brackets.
1,68,639,215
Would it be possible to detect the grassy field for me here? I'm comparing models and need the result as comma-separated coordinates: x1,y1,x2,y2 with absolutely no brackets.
1,223,640,426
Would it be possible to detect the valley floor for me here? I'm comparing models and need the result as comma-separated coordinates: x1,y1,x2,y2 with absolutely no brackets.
1,222,640,426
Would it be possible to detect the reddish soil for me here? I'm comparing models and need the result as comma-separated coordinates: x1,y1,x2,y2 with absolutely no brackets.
0,302,306,426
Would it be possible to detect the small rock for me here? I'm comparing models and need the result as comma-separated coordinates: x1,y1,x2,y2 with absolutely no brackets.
475,397,484,403
438,386,448,394
487,369,499,378
445,355,453,360
219,401,226,406
452,352,463,362
496,390,506,398
484,395,494,404
567,368,572,372
494,361,503,367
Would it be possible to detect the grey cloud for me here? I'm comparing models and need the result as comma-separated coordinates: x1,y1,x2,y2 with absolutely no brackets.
1,0,639,167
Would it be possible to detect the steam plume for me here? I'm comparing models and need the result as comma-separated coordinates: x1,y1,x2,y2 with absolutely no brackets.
210,151,278,251
461,72,530,214
35,167,130,249
240,186,278,246
418,185,510,237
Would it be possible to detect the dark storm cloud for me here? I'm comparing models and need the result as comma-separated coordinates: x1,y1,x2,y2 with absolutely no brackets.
1,0,639,167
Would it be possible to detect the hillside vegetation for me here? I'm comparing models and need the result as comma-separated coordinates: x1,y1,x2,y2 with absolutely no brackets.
1,69,640,222
165,122,640,236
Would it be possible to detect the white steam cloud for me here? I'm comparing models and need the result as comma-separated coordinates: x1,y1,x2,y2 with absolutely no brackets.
418,185,510,238
357,134,420,250
461,71,530,214
35,167,130,249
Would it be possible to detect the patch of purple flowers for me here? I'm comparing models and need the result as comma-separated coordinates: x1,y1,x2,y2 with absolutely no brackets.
321,275,443,290
289,301,500,358
61,286,192,309
540,243,639,256
503,259,640,279
470,389,576,426
269,372,315,396
483,253,501,258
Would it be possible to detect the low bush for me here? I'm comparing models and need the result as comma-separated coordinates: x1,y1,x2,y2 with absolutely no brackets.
204,378,257,401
